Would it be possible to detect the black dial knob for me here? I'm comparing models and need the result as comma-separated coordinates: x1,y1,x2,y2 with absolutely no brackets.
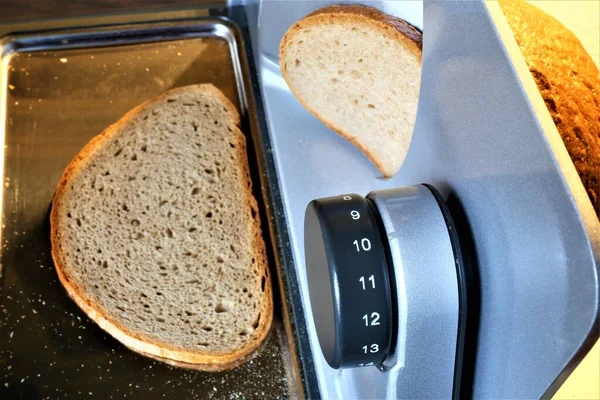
304,193,393,369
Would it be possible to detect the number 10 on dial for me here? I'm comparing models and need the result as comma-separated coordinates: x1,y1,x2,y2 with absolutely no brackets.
353,238,371,252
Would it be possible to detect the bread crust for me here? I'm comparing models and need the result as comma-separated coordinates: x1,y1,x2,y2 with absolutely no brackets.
136,328,271,372
50,84,273,369
279,4,423,177
499,0,600,215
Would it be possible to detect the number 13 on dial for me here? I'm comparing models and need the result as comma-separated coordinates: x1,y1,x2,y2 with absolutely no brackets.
362,344,379,354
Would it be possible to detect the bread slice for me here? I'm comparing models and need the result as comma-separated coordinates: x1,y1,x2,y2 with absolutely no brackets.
279,5,423,177
50,84,273,370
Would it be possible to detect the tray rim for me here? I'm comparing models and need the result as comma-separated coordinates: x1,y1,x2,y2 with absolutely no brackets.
0,10,311,399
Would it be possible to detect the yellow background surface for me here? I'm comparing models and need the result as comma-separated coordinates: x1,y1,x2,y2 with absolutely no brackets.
522,1,599,399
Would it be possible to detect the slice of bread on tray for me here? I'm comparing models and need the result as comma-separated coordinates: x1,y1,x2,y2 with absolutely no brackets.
50,84,273,370
280,5,423,177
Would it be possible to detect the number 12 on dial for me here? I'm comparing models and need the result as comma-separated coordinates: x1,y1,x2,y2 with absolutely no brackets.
362,312,380,326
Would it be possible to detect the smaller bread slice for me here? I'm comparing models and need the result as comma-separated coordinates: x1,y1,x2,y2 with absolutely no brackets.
279,5,423,177
50,84,273,370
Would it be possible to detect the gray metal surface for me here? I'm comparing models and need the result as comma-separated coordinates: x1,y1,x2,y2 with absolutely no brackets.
0,18,295,399
252,0,599,398
369,185,459,399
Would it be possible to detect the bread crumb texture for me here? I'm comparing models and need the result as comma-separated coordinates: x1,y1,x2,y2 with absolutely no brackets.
500,0,600,214
50,84,272,366
279,5,422,177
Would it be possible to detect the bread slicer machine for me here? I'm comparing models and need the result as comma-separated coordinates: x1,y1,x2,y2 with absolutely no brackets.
0,0,597,399
247,0,599,398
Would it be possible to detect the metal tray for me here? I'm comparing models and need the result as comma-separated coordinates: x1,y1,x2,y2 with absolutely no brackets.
0,15,298,399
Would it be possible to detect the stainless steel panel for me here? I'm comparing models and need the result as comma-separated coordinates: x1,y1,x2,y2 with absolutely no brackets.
0,19,293,399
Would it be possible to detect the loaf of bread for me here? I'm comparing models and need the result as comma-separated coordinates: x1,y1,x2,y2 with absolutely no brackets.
279,5,422,177
50,84,273,370
499,0,600,215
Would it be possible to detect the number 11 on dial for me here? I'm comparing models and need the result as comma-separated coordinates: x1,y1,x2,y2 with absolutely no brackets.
359,275,376,290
